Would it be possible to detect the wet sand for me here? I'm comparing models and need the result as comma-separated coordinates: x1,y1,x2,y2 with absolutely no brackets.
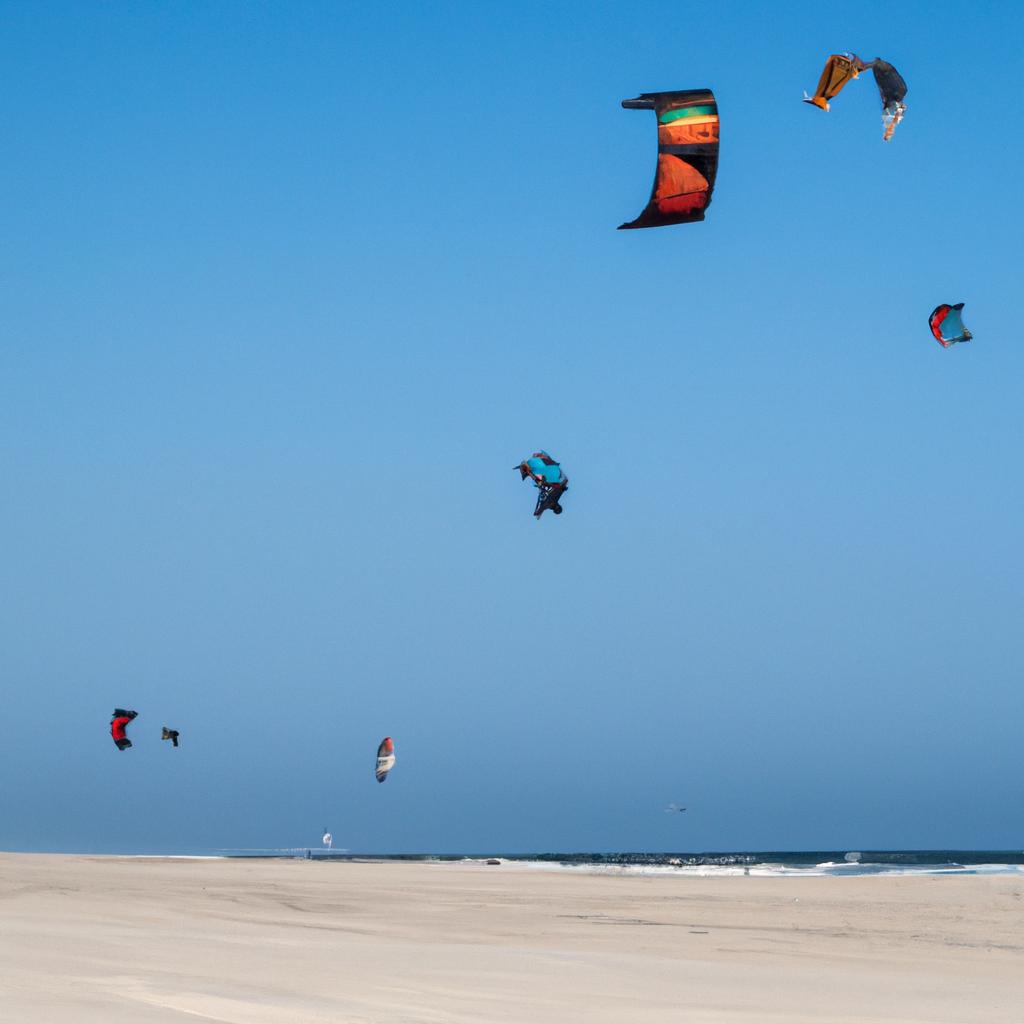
1,853,1021,1022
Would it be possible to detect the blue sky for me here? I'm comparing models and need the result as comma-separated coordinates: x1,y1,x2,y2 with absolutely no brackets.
2,1,1022,854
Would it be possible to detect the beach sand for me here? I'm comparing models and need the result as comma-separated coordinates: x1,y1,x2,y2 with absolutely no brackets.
1,853,1021,1023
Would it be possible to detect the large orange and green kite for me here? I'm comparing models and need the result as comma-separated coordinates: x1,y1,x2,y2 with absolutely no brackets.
619,89,719,229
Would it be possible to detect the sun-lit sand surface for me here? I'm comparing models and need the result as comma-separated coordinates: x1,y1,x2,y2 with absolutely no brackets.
1,853,1022,1023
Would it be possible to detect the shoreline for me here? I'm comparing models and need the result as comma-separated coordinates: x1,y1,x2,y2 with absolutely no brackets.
5,847,1024,878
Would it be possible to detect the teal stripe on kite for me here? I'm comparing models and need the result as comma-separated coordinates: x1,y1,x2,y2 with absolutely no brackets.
658,105,716,124
526,457,563,484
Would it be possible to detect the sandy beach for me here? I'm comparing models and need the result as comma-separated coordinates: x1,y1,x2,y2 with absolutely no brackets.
1,854,1021,1023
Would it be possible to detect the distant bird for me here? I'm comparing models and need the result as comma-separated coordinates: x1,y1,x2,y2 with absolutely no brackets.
161,727,180,748
665,803,687,813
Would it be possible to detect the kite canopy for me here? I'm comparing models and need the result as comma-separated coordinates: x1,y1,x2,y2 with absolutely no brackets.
803,54,867,111
804,54,907,139
110,709,137,751
516,451,568,518
929,303,972,348
619,89,719,229
375,737,396,783
872,60,907,140
161,727,180,748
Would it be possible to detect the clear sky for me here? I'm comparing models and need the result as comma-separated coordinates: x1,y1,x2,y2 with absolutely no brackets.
2,1,1022,855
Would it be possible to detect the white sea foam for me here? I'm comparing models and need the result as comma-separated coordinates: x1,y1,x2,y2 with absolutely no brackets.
478,859,1024,878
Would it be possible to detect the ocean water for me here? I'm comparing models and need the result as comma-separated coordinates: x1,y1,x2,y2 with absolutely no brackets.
218,849,1024,877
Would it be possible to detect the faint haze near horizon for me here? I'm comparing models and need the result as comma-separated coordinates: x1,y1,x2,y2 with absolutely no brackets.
2,1,1022,855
